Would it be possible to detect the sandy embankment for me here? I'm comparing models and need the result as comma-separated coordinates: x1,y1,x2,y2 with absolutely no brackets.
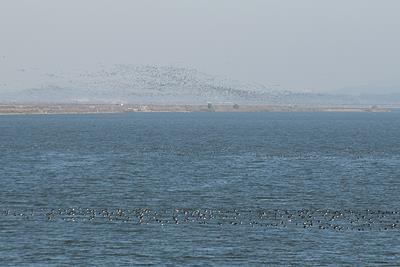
0,103,391,115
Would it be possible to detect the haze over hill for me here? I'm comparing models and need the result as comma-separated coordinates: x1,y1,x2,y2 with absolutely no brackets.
1,1,399,104
1,64,399,106
0,64,281,104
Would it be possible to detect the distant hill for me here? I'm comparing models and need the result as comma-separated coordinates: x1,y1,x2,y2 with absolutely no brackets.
335,84,400,95
331,85,400,106
1,65,399,106
0,65,281,104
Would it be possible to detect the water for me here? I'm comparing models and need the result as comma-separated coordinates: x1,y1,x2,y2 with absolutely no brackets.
1,112,400,266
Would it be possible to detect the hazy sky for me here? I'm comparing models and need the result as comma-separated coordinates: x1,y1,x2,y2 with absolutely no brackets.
1,0,399,92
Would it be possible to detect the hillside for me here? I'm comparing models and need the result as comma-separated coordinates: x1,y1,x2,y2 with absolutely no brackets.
1,65,399,106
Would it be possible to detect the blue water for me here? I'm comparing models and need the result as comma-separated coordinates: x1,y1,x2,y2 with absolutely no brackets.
1,112,400,266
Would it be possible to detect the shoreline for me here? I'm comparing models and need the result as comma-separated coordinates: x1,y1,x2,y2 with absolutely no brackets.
0,103,392,115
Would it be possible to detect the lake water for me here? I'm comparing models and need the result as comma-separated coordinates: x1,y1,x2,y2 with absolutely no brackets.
1,112,400,266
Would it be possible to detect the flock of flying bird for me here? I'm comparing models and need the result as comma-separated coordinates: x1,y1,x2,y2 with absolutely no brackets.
2,208,399,231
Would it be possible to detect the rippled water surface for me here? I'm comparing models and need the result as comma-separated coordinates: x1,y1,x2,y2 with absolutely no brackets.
1,112,400,266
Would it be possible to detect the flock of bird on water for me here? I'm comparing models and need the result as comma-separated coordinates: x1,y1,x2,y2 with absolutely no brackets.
2,208,399,231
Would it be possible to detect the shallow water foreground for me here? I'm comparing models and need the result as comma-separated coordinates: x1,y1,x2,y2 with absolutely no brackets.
1,112,400,266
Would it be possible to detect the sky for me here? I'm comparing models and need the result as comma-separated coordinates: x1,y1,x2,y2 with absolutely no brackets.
0,0,399,92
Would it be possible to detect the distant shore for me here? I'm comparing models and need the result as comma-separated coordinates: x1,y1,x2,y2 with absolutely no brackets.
0,103,391,115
